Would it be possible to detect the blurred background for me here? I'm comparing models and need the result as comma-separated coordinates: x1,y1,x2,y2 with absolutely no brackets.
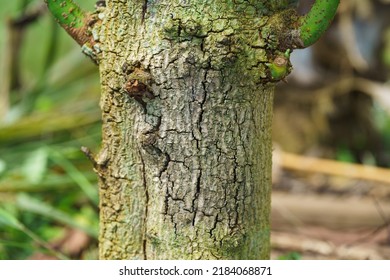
0,0,100,259
0,0,390,259
272,0,390,259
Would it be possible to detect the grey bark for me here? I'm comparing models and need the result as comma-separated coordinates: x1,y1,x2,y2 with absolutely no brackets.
96,0,283,259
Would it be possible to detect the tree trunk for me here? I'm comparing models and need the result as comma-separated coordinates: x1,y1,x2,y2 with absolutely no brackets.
97,0,286,260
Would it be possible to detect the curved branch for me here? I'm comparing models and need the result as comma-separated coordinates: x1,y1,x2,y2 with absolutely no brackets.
44,0,90,46
297,0,340,48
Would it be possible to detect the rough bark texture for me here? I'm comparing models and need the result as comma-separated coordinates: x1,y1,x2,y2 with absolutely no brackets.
97,0,288,259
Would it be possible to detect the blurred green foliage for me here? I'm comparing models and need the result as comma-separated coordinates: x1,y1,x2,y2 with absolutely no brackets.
0,0,100,259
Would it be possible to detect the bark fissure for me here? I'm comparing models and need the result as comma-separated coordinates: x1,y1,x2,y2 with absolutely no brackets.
141,0,149,23
139,152,149,260
191,169,202,227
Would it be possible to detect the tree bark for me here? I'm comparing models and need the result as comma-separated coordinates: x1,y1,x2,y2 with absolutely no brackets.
96,0,288,260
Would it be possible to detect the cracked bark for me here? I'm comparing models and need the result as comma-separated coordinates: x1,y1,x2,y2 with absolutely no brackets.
98,0,279,259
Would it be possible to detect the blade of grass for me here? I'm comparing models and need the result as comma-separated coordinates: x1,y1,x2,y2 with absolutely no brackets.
21,147,49,184
0,173,96,193
0,110,99,143
0,207,68,259
0,239,36,250
48,148,98,205
0,207,24,230
16,193,98,238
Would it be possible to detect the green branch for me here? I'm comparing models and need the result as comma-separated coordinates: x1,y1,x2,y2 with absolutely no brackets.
298,0,340,48
44,0,89,46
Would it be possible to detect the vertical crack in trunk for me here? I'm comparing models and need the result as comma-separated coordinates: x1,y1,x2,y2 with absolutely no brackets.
192,169,202,226
139,152,149,259
141,0,148,23
190,68,208,229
